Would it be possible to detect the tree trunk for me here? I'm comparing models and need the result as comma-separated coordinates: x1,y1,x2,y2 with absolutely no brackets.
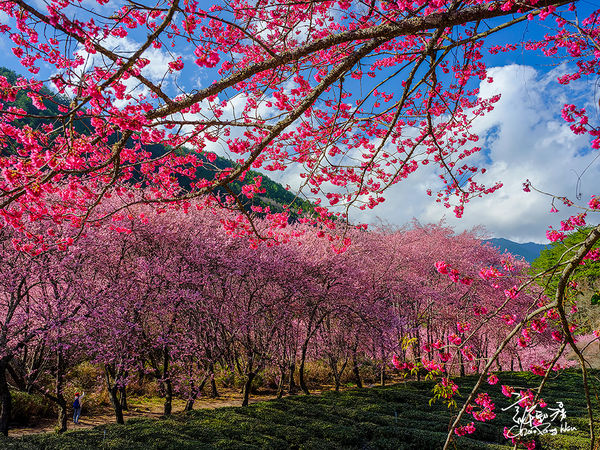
184,376,207,412
209,363,219,398
380,341,386,386
334,372,341,392
414,333,421,381
162,347,172,416
108,385,124,424
0,358,12,437
184,377,196,412
329,356,347,392
120,385,128,411
288,362,297,394
56,348,67,433
242,372,256,407
299,344,310,395
105,365,124,425
426,320,433,360
184,397,195,412
352,351,362,389
277,365,286,399
57,399,67,433
329,356,340,392
163,378,173,416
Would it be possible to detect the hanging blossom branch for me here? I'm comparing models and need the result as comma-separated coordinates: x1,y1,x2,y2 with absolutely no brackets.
0,0,578,250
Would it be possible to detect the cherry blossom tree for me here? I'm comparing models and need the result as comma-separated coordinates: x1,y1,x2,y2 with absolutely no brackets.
0,223,91,436
0,0,590,248
19,246,91,433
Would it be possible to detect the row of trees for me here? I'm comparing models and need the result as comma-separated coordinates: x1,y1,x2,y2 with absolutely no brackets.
0,203,563,436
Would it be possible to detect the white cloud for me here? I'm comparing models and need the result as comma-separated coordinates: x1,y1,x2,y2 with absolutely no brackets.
72,35,175,108
0,11,13,53
0,10,10,25
347,64,599,243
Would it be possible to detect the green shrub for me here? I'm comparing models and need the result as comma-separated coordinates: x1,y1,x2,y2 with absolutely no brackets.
214,369,240,389
10,390,55,425
68,362,101,393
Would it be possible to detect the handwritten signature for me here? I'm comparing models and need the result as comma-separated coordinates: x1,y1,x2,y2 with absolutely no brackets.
502,394,577,438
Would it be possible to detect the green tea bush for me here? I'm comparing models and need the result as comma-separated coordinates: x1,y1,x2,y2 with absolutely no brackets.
6,370,597,450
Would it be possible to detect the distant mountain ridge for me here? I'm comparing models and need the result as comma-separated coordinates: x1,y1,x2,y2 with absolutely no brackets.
484,238,546,263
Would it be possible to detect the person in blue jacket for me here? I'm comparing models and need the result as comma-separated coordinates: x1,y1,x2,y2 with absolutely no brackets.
73,392,85,424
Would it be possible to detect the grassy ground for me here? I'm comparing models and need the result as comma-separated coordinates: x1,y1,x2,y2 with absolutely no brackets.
1,370,597,449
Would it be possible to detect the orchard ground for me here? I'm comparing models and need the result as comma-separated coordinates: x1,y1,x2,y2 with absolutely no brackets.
2,370,598,450
9,390,275,437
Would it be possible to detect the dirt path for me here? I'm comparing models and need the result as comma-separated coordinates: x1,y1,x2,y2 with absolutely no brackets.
10,391,278,437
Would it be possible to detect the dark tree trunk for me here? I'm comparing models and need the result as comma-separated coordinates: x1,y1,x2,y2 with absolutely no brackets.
105,365,124,425
184,376,207,412
328,355,348,392
184,377,197,412
242,372,256,407
426,320,433,360
210,377,219,397
108,386,124,424
352,351,362,389
56,348,67,433
334,372,341,392
119,369,128,411
336,358,348,392
161,347,172,416
329,356,340,392
120,385,128,411
0,358,12,437
380,342,386,386
299,344,310,395
163,378,173,416
57,398,67,432
288,362,297,394
184,397,195,412
277,366,286,399
209,363,219,398
414,334,421,381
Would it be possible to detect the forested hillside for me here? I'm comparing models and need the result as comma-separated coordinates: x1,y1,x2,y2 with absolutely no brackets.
0,67,314,220
531,228,600,294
